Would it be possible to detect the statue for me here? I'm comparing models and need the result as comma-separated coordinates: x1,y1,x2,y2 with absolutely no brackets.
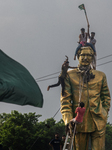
60,46,111,150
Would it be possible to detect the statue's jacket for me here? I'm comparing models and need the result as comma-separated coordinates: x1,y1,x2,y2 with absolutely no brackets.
60,68,111,132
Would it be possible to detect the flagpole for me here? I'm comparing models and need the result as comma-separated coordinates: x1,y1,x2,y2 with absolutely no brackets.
84,8,89,26
78,4,89,26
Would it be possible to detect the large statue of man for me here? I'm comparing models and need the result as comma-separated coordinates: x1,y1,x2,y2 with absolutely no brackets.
60,46,111,150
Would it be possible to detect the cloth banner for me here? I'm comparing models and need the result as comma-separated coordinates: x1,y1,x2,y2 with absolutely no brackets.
78,4,86,15
0,49,43,107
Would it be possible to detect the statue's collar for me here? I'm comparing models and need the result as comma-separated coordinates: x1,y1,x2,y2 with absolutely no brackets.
77,65,91,73
77,65,95,82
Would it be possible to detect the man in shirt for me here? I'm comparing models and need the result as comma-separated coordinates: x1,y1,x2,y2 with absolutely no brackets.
78,25,89,43
88,32,96,49
47,56,76,96
49,133,61,150
70,102,85,123
88,32,97,69
66,102,85,136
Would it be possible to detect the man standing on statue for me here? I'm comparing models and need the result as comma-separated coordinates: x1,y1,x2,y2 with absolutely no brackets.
60,46,111,150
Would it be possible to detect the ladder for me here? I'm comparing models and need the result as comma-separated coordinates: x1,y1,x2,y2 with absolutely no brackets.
63,124,77,150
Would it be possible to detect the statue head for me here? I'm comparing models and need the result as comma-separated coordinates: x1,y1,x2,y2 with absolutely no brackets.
77,46,94,66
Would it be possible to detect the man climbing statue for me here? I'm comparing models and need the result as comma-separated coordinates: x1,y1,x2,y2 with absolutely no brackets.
47,56,76,96
60,46,111,150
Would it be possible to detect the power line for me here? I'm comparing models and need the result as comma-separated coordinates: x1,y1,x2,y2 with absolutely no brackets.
36,60,112,82
97,60,112,66
37,76,58,82
97,54,112,61
52,107,60,119
35,71,60,80
36,53,112,83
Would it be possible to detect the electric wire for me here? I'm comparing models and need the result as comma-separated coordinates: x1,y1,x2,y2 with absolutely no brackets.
97,54,112,61
97,60,112,67
52,107,60,119
35,71,60,80
36,76,58,82
36,60,112,83
36,53,112,82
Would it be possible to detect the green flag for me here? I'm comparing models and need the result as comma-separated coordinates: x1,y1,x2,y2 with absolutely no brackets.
78,4,86,15
0,49,43,107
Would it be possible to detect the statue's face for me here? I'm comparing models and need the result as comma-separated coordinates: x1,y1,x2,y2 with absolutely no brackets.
78,48,93,66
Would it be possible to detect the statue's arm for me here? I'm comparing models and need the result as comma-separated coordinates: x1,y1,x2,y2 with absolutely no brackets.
101,74,111,113
60,75,73,125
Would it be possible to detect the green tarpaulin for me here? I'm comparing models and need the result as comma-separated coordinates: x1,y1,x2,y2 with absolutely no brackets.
0,49,43,107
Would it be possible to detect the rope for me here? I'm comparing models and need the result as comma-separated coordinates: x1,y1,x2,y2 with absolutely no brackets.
79,74,85,104
79,75,82,103
78,67,90,104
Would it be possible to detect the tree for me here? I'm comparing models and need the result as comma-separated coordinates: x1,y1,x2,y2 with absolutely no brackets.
0,111,65,150
32,118,65,150
0,111,41,150
105,122,112,150
0,111,112,150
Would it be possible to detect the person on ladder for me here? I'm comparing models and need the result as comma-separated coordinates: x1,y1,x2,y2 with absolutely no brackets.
66,102,85,136
70,102,85,123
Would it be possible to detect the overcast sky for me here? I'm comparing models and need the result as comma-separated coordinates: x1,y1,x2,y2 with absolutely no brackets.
0,0,112,123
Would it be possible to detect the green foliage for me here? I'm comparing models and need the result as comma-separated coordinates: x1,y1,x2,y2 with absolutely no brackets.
1,111,112,150
105,122,112,150
0,111,65,150
33,118,65,150
0,111,41,150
